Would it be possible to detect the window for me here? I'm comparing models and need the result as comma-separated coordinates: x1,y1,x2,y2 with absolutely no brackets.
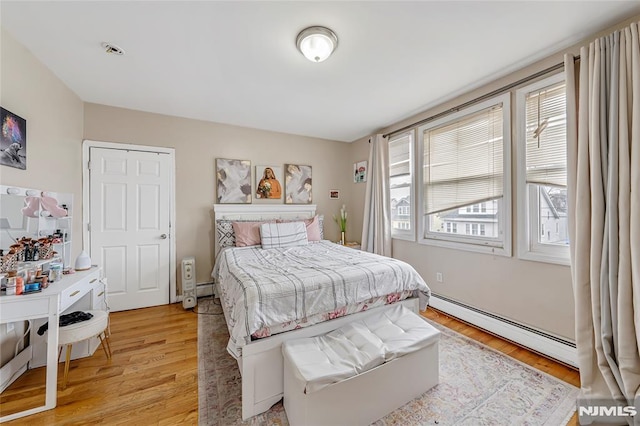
389,131,415,241
516,73,569,265
418,94,511,255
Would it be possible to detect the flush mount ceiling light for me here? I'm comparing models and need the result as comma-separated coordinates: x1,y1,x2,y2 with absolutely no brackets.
296,26,338,63
101,42,125,56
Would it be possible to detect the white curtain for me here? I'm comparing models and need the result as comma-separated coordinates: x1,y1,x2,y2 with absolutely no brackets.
565,21,640,420
361,134,392,256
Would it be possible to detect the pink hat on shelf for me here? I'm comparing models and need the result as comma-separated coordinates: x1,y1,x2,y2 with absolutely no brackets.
40,194,68,219
21,196,40,218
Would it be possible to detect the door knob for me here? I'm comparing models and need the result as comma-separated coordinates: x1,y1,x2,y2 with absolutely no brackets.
160,234,168,239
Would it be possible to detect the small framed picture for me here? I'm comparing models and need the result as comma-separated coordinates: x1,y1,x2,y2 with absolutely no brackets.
354,160,367,183
329,190,340,199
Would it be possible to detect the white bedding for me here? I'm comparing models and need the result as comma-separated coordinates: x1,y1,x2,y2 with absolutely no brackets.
212,240,430,358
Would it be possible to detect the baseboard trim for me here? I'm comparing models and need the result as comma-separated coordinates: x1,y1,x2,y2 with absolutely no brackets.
429,294,578,368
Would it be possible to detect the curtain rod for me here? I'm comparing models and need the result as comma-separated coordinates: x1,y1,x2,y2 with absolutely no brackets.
383,56,579,139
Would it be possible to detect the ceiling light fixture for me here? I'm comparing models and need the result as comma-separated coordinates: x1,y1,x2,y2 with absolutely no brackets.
101,42,125,56
296,26,338,63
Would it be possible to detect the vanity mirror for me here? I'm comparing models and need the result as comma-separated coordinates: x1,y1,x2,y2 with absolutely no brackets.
0,185,73,268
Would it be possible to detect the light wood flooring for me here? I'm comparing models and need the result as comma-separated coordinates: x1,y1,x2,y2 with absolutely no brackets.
1,302,198,425
1,302,579,425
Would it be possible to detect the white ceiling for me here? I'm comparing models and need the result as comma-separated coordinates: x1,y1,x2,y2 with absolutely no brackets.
2,1,639,142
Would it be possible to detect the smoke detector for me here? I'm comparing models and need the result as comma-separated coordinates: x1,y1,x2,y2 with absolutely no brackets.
101,42,125,56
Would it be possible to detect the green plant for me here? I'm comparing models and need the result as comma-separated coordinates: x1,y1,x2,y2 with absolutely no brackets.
334,204,347,232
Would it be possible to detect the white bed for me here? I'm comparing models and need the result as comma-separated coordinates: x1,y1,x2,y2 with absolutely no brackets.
210,204,430,420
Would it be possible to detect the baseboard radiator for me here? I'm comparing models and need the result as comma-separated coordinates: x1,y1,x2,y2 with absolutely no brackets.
196,282,215,298
429,293,578,368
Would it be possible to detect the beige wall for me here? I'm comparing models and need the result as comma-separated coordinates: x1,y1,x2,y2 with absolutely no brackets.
83,104,352,288
0,30,84,366
349,14,640,342
0,30,84,253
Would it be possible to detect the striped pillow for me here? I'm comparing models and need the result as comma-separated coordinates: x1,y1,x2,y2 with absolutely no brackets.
260,222,308,249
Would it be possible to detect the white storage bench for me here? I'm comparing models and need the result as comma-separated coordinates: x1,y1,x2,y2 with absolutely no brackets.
282,304,440,426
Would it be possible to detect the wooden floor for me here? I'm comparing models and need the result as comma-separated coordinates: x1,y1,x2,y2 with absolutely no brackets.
1,303,579,425
1,303,198,425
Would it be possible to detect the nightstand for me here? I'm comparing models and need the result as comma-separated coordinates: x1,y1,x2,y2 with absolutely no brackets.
344,242,361,250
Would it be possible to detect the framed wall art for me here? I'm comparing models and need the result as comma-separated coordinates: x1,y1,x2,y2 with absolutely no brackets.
216,158,252,204
0,107,27,170
329,190,340,199
255,165,283,200
284,164,312,204
354,160,367,183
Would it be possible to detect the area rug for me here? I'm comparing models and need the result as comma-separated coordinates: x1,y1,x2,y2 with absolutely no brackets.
197,298,579,425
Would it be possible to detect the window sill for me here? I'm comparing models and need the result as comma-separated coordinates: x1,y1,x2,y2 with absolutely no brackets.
391,232,415,242
418,236,511,257
517,249,570,266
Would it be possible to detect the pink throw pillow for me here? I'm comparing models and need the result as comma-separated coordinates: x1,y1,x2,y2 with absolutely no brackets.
233,221,268,247
278,216,321,241
304,216,322,242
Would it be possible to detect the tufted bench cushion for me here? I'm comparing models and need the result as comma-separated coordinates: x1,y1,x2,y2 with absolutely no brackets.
282,304,440,425
282,304,439,394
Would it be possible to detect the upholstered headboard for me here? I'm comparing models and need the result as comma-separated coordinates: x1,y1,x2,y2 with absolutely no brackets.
213,204,317,255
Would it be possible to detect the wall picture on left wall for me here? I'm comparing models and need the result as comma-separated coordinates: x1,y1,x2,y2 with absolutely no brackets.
216,158,252,204
0,107,27,170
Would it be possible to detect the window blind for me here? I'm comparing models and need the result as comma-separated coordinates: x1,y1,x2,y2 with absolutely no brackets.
423,105,504,215
525,81,566,187
389,133,411,178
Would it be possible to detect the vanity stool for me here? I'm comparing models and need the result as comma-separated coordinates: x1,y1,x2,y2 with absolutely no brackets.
57,310,112,389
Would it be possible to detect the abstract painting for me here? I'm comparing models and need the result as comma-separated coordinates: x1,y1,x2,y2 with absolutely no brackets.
0,107,26,170
216,158,252,204
285,164,312,204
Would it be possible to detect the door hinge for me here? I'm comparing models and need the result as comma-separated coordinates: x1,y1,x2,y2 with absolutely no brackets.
88,161,92,170
87,223,91,232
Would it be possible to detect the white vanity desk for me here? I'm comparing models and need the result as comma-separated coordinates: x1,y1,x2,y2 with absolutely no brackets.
0,266,103,422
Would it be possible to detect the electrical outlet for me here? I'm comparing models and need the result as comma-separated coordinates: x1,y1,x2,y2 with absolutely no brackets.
436,272,443,283
6,322,15,333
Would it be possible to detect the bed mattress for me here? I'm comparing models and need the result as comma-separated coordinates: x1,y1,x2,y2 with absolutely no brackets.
212,241,430,358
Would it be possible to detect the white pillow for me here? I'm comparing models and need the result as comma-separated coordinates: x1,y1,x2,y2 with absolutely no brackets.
260,222,308,249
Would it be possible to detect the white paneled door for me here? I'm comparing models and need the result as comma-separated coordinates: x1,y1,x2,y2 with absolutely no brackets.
89,147,171,311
